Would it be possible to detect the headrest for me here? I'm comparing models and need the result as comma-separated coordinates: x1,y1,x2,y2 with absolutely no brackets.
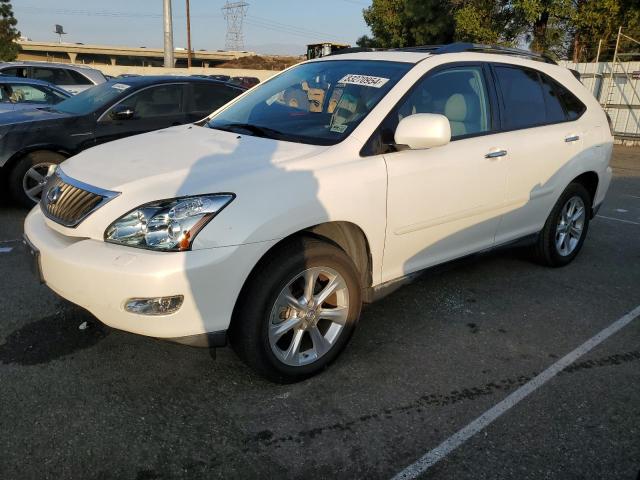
444,93,468,122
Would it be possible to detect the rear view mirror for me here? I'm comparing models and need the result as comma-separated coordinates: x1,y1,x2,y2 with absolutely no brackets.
394,113,451,150
111,105,135,120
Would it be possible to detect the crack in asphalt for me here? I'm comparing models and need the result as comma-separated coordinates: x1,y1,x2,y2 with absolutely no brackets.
247,350,640,448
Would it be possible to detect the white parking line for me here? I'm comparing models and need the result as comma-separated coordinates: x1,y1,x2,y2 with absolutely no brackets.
597,215,640,225
391,304,640,480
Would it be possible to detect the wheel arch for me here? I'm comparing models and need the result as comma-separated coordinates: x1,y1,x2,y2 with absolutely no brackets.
1,145,71,174
230,220,374,332
569,171,599,217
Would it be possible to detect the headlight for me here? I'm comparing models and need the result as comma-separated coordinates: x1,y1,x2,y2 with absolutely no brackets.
105,194,234,251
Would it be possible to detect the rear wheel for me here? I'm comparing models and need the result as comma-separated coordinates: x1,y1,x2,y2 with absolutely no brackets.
8,151,65,207
230,237,362,383
532,183,591,267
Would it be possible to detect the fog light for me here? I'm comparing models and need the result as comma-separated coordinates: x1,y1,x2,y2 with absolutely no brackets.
124,295,184,315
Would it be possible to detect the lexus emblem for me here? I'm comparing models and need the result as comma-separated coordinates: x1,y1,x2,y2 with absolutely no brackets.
47,185,62,205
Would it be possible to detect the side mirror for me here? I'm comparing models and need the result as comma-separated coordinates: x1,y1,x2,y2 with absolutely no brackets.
110,105,135,120
394,113,451,150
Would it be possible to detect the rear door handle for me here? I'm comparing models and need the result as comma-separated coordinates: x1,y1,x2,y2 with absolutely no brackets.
485,149,507,159
565,135,580,142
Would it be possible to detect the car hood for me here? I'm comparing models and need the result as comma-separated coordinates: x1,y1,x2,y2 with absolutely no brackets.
61,124,327,195
0,106,72,126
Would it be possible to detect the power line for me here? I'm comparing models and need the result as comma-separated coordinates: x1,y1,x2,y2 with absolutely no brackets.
16,4,350,45
221,1,248,51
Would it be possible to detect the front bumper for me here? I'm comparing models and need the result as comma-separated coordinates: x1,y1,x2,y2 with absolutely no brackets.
24,207,276,342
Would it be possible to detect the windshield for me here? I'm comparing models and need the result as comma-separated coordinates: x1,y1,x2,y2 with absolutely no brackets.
206,60,412,145
54,82,132,115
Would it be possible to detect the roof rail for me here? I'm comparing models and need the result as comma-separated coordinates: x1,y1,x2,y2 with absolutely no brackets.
325,42,557,65
396,42,557,65
327,47,383,56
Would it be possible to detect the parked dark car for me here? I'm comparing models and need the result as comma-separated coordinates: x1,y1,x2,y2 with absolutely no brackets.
0,76,245,206
0,76,71,113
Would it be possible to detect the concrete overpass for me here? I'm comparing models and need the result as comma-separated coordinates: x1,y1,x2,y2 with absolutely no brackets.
17,40,256,68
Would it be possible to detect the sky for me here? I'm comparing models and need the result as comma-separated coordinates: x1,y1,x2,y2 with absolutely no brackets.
12,0,372,55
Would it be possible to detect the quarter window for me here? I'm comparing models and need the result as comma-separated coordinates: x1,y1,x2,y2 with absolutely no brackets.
553,79,586,120
67,70,93,85
494,66,546,130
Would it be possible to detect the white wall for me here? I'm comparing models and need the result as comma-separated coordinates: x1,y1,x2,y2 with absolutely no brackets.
97,65,280,82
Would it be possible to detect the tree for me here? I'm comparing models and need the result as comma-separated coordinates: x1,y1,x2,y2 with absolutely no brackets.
451,0,525,44
356,35,380,48
362,0,454,48
511,0,572,55
0,0,20,61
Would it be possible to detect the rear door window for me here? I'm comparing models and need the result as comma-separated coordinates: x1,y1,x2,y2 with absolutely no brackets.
494,66,546,130
191,83,242,114
32,67,74,85
4,84,48,103
540,74,566,124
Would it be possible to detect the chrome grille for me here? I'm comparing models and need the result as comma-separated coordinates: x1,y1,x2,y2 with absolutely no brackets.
40,170,119,228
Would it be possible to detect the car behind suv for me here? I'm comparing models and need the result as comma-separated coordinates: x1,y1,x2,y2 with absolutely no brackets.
24,44,613,382
0,76,245,206
0,61,107,95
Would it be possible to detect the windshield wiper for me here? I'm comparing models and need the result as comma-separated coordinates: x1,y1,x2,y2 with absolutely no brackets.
211,123,284,139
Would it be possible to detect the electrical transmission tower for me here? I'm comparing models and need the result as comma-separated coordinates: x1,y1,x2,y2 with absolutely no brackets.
221,1,249,51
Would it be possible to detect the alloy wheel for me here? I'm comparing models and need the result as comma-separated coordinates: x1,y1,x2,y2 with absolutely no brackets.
268,266,350,367
22,162,54,203
555,195,586,256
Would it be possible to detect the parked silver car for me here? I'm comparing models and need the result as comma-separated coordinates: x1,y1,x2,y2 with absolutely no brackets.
0,76,71,113
0,62,107,94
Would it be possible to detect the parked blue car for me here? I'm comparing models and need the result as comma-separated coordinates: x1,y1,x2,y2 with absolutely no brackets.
0,76,71,114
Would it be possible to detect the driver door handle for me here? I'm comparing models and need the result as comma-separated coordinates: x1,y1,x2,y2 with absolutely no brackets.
485,149,507,159
565,135,580,142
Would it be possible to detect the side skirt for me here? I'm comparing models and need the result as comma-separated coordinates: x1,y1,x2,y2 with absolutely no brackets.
363,232,539,303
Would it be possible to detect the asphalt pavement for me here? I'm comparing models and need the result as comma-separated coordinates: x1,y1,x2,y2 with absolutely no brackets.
0,146,638,480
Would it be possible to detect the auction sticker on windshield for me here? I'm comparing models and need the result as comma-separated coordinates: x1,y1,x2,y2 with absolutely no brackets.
338,74,389,88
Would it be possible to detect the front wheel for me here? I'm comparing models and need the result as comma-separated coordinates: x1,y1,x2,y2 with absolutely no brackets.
532,182,591,267
8,151,65,207
230,237,362,383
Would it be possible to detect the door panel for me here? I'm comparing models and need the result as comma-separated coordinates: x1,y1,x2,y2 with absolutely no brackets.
383,137,508,281
491,65,588,244
381,64,507,282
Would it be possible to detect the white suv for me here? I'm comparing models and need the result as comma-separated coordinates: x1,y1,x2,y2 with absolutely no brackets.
24,44,613,382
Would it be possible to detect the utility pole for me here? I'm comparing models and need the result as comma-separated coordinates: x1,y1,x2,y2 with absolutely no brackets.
186,0,192,68
163,0,174,68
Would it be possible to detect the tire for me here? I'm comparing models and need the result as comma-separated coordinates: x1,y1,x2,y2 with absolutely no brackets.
532,182,591,267
230,237,362,383
8,151,65,208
